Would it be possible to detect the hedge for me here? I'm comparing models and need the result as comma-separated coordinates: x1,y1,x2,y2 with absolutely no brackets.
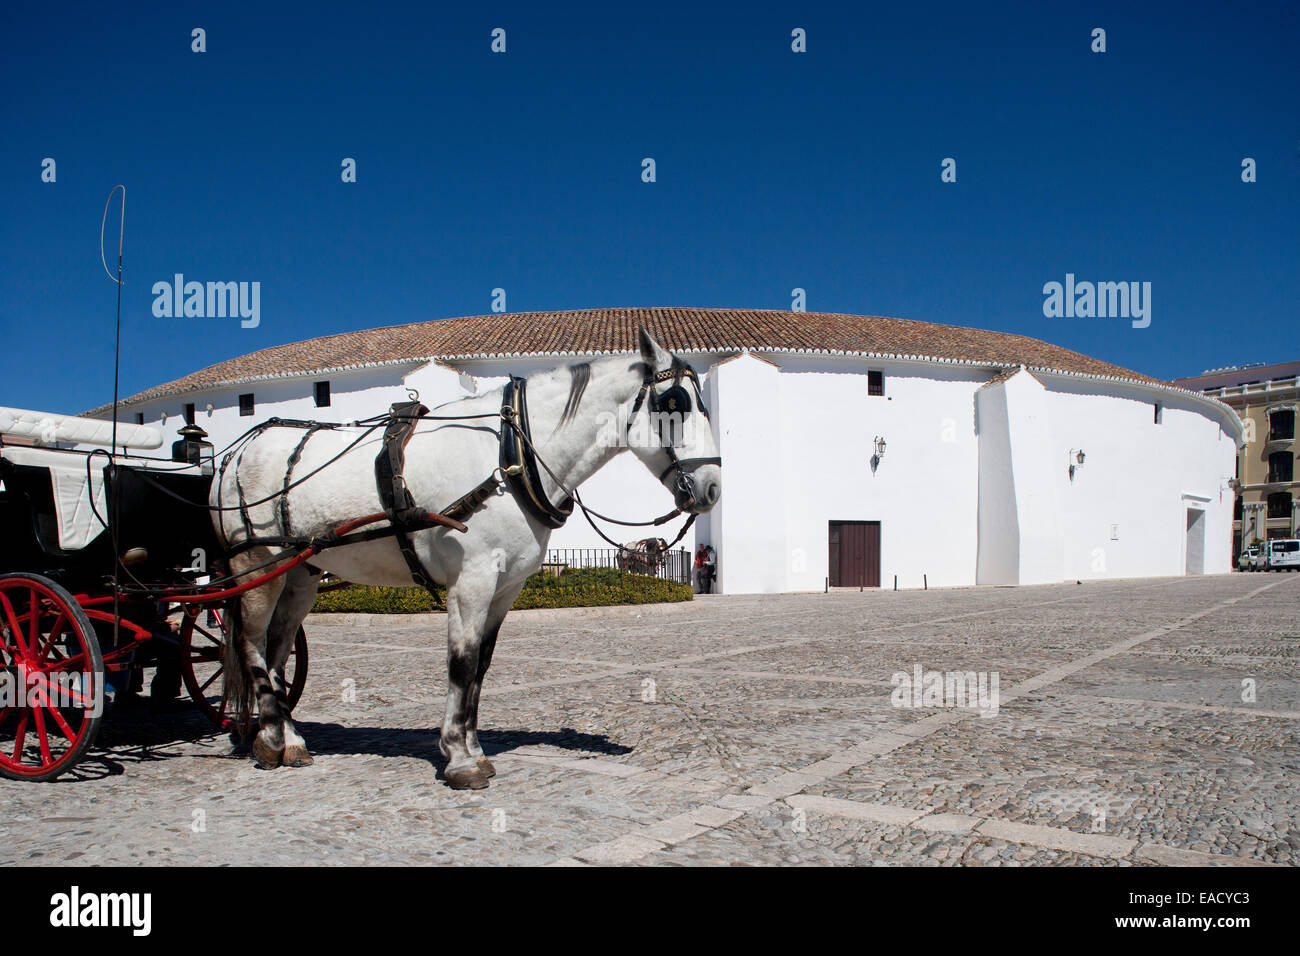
312,566,693,614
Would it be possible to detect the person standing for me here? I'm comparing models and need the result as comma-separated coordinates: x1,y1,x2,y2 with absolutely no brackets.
702,544,717,594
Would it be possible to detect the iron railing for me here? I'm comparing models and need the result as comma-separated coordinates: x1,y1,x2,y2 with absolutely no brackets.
542,547,693,585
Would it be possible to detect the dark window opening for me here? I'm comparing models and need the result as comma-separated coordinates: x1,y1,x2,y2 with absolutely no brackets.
1267,452,1294,484
1234,496,1244,521
239,393,255,417
134,412,144,425
1268,492,1293,520
184,402,196,425
314,381,331,408
1269,409,1295,441
1153,403,1163,424
867,370,884,397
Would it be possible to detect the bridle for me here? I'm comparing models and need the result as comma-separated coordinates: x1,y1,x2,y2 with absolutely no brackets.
627,357,722,505
498,354,722,552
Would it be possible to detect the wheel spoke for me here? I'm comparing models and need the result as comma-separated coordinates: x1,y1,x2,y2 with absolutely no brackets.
198,668,222,694
29,671,92,707
26,589,43,655
43,705,76,740
0,593,29,658
35,611,67,663
192,624,224,648
34,652,86,674
32,706,51,764
11,710,29,761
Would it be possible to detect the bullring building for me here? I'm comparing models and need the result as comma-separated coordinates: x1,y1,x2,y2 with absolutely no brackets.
86,308,1243,593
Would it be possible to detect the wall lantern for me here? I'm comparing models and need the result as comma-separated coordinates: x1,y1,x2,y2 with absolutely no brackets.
1069,448,1086,481
871,436,887,474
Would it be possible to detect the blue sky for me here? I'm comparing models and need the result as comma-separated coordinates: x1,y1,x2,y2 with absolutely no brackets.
1,0,1296,415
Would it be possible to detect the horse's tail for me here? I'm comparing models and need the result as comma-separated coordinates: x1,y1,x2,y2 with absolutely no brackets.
220,599,254,734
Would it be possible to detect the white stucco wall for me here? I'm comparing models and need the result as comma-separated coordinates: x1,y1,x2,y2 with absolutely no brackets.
1039,375,1237,579
975,379,1018,585
1003,372,1066,586
709,353,983,594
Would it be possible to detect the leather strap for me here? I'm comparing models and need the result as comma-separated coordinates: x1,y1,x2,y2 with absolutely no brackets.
279,425,323,535
500,377,574,529
374,400,443,596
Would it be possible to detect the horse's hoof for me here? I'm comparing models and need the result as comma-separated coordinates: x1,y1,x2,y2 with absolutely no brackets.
283,745,314,767
476,756,496,778
251,737,283,769
445,766,490,790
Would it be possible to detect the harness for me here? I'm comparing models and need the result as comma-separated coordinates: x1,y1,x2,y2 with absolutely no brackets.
499,376,574,529
373,398,449,596
202,356,721,590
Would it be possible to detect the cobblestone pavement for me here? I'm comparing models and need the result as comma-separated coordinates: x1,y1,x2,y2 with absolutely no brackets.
3,573,1298,866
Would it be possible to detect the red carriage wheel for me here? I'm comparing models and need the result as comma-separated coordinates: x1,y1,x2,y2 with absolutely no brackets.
0,573,104,781
178,604,308,730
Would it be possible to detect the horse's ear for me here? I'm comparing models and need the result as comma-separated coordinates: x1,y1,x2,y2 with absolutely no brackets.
637,326,661,366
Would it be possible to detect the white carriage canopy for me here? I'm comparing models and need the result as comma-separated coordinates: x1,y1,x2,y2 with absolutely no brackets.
0,405,166,551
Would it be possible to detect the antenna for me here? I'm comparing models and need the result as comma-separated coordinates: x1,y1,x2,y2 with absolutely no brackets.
101,185,125,651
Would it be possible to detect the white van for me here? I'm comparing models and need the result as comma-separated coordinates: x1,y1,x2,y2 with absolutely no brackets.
1266,539,1300,571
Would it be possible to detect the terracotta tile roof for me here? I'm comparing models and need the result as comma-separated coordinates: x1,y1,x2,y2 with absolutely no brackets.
98,307,1160,411
976,365,1031,390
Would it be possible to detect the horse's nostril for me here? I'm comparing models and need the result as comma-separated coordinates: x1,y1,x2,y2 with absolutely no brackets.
706,483,719,503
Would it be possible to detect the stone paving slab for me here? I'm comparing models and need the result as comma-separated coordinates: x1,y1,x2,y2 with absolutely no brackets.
815,695,1299,864
1,573,1296,865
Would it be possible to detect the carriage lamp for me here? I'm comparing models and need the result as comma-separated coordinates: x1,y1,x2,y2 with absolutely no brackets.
1069,448,1086,480
172,423,214,474
870,435,887,473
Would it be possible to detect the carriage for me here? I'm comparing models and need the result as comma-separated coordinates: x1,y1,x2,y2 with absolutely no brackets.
0,407,308,781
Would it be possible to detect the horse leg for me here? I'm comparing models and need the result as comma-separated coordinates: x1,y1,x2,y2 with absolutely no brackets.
464,583,525,778
266,564,321,767
437,577,497,790
224,548,290,769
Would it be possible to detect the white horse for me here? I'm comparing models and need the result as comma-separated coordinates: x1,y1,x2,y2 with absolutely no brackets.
210,329,722,789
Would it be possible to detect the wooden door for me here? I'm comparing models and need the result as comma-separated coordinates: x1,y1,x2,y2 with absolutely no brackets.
829,521,881,587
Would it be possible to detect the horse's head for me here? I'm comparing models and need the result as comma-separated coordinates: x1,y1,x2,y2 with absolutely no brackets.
626,328,722,515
